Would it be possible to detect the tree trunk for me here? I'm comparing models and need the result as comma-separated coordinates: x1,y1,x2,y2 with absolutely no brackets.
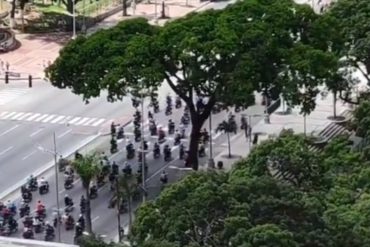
65,0,74,31
333,90,337,119
186,117,204,170
84,182,93,234
227,132,231,158
122,0,128,16
20,7,25,32
9,0,16,29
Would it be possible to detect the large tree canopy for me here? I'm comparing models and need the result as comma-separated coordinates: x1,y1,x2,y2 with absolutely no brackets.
131,128,370,247
47,0,336,169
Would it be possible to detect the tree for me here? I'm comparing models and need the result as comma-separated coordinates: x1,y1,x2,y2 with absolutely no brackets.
47,12,256,170
216,118,237,158
353,100,370,138
19,0,29,32
72,153,101,234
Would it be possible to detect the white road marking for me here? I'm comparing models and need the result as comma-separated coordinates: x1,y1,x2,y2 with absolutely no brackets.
212,132,222,140
0,146,13,156
83,118,97,126
91,119,106,127
22,150,37,160
0,112,8,117
34,114,49,122
58,129,72,138
1,112,17,119
51,115,65,124
10,112,25,120
42,114,57,123
68,117,81,124
17,112,33,120
30,128,44,137
75,117,90,125
25,113,41,121
92,216,100,223
0,125,19,137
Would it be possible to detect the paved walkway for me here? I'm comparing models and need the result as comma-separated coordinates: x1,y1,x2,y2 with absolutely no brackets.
0,0,211,78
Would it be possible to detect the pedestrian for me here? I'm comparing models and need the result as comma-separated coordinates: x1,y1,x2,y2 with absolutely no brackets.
5,61,9,71
0,59,3,71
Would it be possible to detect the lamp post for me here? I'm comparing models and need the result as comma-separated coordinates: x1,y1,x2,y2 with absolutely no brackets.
72,0,76,39
208,112,215,168
37,133,62,242
139,84,146,203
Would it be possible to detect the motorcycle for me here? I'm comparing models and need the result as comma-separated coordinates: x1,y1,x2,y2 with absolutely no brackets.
27,178,38,191
22,229,34,239
179,145,185,160
19,205,30,218
164,146,172,162
158,130,166,143
65,218,75,231
153,146,160,159
126,146,135,159
89,185,98,200
45,232,55,241
198,145,206,157
165,106,172,116
175,97,182,108
64,176,74,190
174,135,181,146
168,121,175,135
39,183,49,195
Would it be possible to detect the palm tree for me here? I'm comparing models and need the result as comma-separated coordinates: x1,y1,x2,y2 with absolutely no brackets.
72,153,101,234
216,118,237,158
114,174,137,240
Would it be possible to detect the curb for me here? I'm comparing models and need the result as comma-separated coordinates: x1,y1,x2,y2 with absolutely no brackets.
0,134,100,201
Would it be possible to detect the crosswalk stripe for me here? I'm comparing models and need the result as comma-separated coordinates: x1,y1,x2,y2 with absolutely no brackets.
91,119,106,127
42,115,57,123
17,112,33,120
68,117,81,124
61,116,72,124
26,113,41,121
83,118,97,126
51,116,66,124
10,112,26,120
75,117,90,125
34,114,50,122
0,112,8,117
1,112,17,119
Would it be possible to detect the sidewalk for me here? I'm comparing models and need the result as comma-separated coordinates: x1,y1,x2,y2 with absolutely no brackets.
0,0,211,78
211,92,351,171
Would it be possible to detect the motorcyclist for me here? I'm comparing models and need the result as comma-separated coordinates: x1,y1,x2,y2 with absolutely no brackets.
80,195,86,213
158,127,165,142
74,151,83,160
39,177,49,192
199,143,206,157
117,126,124,139
149,120,157,136
6,200,16,215
20,200,30,217
27,174,34,185
153,142,160,157
45,221,54,236
64,194,73,208
168,119,175,134
179,143,185,160
126,141,134,152
23,227,34,239
174,130,181,145
164,144,171,161
78,214,85,230
75,222,83,237
143,139,148,150
175,96,182,108
201,128,209,143
112,161,119,175
160,171,168,184
122,162,132,175
64,213,74,226
33,216,43,233
110,122,117,136
89,184,98,199
36,200,45,214
148,110,153,119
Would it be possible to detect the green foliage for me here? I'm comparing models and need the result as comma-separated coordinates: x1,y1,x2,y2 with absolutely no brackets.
72,153,101,188
353,100,370,137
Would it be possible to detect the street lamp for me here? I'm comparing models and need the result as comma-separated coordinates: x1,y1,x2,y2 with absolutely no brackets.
208,112,215,168
36,132,62,242
72,0,76,39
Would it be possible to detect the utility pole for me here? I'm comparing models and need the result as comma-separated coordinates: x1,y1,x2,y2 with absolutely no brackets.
140,83,146,203
53,133,62,242
115,178,122,242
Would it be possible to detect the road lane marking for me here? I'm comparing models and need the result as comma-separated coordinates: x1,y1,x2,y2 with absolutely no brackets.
0,146,13,156
1,112,17,119
25,113,41,121
68,117,81,124
34,114,49,122
75,117,90,125
22,150,37,160
57,129,72,138
10,112,25,120
17,112,33,120
91,119,106,127
30,128,44,137
0,125,19,137
42,114,57,123
0,112,8,117
83,118,97,126
51,115,66,124
92,216,100,223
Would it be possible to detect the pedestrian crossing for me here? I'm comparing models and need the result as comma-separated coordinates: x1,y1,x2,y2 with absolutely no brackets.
0,111,108,127
0,88,30,106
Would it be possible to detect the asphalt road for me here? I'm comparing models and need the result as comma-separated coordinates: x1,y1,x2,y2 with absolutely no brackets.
3,95,264,243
